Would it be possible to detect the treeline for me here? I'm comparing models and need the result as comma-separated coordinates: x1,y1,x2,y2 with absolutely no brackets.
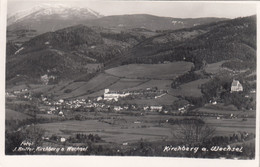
100,31,146,43
201,76,232,100
167,117,205,125
5,126,46,155
171,71,202,88
67,133,101,143
22,25,103,53
222,60,256,71
6,117,66,131
205,132,255,146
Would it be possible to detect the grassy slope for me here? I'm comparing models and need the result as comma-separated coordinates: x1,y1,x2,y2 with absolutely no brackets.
169,79,209,97
105,62,193,79
6,108,32,121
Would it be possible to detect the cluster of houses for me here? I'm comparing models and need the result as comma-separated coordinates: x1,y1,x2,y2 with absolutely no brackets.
41,74,56,85
177,103,192,113
36,93,174,116
6,88,29,98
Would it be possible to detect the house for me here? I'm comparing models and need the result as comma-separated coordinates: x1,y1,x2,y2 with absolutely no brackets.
58,99,64,103
150,106,163,111
58,111,64,116
250,89,256,93
212,101,217,105
231,80,243,92
114,106,123,111
60,137,66,142
13,90,21,94
97,97,103,101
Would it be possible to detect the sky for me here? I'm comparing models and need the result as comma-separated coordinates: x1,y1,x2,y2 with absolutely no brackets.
7,0,257,19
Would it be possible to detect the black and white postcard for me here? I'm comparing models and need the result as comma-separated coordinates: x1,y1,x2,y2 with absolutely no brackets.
1,0,259,166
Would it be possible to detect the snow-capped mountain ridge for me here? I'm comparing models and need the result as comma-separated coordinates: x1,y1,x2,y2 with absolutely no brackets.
8,4,103,26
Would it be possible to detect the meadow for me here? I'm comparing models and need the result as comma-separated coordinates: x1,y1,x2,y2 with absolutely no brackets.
169,79,209,97
204,61,226,74
105,62,193,79
6,108,32,121
123,94,178,105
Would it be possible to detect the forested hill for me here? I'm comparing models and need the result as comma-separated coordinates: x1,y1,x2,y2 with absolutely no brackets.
6,25,150,83
122,15,256,69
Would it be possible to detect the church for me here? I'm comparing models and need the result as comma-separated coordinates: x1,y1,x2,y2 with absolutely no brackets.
230,80,243,93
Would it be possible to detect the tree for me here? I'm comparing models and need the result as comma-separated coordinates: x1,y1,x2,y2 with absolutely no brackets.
23,126,45,149
5,131,24,154
173,119,215,145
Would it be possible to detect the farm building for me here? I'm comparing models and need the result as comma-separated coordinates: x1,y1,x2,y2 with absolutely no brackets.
231,80,243,92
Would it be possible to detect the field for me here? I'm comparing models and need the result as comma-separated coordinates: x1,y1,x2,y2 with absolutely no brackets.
16,62,193,100
205,117,256,136
108,78,147,90
169,79,209,97
105,62,194,79
35,111,256,145
192,104,256,118
50,73,120,99
36,113,175,144
6,108,32,121
123,94,178,105
205,61,226,74
59,61,193,100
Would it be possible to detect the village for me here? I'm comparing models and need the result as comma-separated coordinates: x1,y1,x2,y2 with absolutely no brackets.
5,74,256,157
7,87,171,116
6,79,253,120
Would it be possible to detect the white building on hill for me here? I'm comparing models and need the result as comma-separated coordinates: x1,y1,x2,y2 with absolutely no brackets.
104,89,130,101
231,80,243,93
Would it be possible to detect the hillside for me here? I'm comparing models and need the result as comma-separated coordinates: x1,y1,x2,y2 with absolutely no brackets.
6,15,256,86
6,25,151,85
123,15,256,69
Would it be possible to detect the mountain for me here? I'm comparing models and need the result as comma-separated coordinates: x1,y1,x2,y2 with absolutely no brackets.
7,4,103,33
8,4,227,34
